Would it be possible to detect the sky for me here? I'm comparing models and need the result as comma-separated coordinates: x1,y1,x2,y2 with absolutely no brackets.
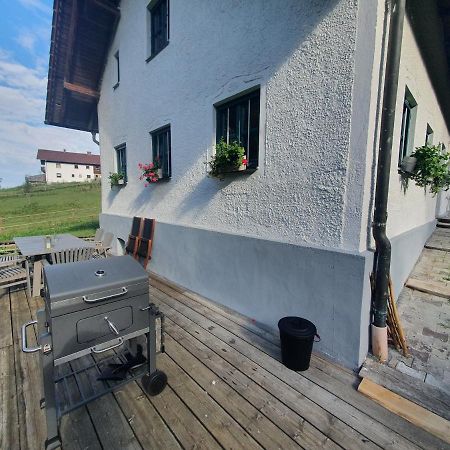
0,0,98,188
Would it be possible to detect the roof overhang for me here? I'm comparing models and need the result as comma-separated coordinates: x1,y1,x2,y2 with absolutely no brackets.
407,0,450,132
45,0,120,133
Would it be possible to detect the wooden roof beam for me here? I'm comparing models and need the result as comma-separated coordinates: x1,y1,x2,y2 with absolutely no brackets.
63,81,100,99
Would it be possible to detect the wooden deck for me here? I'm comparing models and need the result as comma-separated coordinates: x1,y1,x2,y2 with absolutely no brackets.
1,275,448,450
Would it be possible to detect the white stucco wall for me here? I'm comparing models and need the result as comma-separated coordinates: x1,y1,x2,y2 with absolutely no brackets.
45,161,100,183
99,0,371,252
386,16,450,238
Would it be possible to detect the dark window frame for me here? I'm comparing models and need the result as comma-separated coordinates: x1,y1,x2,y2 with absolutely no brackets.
115,143,127,182
151,125,171,179
74,164,79,169
147,0,169,61
113,51,120,89
215,88,260,170
398,87,417,166
425,124,434,146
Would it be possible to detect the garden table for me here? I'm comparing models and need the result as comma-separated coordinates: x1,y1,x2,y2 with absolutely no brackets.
14,234,96,297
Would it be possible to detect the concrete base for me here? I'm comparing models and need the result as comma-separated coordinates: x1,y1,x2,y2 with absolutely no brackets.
389,219,436,299
101,213,373,369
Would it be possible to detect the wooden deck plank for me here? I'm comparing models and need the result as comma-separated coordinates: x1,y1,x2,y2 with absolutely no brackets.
360,357,450,421
153,286,428,450
164,325,339,450
55,363,102,450
164,333,308,450
113,382,182,450
359,378,450,445
151,279,445,450
69,356,143,450
154,291,379,450
0,344,20,450
138,379,222,450
10,288,47,450
0,289,13,349
158,353,263,450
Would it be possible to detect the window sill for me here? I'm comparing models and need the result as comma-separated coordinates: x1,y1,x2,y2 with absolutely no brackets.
145,42,169,63
111,182,126,189
113,82,120,90
210,167,257,177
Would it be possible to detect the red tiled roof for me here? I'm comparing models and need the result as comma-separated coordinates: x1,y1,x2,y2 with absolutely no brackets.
37,149,100,166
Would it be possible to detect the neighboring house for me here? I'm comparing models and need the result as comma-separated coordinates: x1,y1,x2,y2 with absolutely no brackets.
44,0,450,368
37,149,101,184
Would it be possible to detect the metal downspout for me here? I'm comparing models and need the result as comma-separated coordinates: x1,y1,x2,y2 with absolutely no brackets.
371,0,406,358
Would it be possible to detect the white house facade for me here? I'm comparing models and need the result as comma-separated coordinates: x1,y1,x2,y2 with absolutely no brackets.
45,0,450,368
37,149,101,184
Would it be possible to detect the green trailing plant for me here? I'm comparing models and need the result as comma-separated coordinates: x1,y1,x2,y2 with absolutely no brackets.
108,172,125,186
208,139,248,177
403,144,450,195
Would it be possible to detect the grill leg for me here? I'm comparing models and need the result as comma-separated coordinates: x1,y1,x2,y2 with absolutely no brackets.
37,309,61,449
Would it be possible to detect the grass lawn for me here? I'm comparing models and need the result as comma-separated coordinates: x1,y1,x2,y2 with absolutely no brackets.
0,182,101,242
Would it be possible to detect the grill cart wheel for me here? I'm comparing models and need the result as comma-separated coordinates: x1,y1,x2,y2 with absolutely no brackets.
142,370,167,396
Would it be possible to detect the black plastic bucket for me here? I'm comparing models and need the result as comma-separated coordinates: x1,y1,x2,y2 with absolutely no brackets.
278,317,319,371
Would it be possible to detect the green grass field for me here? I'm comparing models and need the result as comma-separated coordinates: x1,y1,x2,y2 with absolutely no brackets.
0,182,101,242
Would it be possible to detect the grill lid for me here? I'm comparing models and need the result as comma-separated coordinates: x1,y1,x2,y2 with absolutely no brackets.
44,255,149,316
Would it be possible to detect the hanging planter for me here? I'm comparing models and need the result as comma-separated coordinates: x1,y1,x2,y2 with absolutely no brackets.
208,139,248,177
402,144,450,196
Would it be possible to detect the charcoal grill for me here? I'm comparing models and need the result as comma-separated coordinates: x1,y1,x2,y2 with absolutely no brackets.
21,255,167,450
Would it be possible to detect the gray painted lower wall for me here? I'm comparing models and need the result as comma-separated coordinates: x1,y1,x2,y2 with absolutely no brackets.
389,219,436,299
101,213,373,368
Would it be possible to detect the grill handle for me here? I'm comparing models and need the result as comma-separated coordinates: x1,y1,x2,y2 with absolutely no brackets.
91,337,124,354
21,320,42,353
82,287,128,303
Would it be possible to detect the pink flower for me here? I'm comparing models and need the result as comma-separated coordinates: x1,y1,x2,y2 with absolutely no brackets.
242,158,248,166
149,162,154,169
138,163,142,168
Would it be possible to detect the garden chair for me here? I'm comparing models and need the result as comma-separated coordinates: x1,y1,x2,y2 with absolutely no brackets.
47,247,97,264
94,228,105,244
0,254,31,297
93,232,115,258
126,216,143,258
136,218,156,269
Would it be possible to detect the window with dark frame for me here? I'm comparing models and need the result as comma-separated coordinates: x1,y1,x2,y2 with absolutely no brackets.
425,124,434,146
74,164,78,169
148,0,169,59
398,87,417,165
56,163,61,168
86,165,90,169
151,125,171,179
113,51,120,88
115,143,127,182
215,89,260,169
56,173,62,178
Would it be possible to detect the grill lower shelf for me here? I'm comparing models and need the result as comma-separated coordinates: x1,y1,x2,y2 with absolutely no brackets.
54,349,149,417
